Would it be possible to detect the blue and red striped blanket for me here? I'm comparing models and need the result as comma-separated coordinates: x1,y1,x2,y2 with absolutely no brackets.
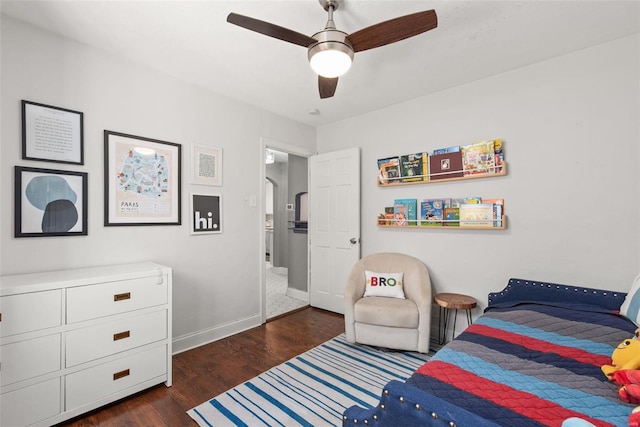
408,303,637,427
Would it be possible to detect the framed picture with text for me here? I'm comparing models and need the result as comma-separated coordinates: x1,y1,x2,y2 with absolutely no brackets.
104,130,181,226
190,193,222,235
22,100,84,165
192,144,222,186
15,166,88,237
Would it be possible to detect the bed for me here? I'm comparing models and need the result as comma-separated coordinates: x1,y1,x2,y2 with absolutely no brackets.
342,278,638,427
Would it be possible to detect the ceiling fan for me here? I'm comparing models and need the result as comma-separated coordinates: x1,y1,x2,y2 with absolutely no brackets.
227,0,437,99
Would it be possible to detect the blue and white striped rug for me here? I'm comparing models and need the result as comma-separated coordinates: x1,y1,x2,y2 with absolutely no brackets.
187,334,430,427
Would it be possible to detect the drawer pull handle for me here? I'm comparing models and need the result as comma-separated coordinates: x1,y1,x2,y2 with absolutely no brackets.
113,369,130,381
114,292,131,302
113,330,131,341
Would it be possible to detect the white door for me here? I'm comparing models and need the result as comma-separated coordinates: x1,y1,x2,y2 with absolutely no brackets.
308,147,360,314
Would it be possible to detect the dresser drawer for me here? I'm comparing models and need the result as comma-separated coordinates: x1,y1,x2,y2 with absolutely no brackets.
67,274,167,323
66,310,168,367
1,377,61,427
0,290,62,337
0,334,61,386
65,345,167,409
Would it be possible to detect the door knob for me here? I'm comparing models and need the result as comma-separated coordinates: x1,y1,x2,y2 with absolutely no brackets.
349,238,359,244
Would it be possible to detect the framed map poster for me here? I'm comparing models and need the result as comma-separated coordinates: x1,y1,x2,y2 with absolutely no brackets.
104,130,181,226
192,144,222,186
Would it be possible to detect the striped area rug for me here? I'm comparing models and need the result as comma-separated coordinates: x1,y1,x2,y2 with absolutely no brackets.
187,334,430,427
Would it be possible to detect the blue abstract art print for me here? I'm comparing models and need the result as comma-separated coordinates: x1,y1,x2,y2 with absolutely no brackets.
15,166,88,237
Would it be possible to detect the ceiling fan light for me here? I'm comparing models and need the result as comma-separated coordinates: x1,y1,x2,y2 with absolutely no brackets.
308,41,353,78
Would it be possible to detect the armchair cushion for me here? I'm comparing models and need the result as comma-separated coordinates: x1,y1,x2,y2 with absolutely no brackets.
354,297,419,328
363,271,405,299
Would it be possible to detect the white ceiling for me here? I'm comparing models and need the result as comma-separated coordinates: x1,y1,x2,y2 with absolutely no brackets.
2,1,639,127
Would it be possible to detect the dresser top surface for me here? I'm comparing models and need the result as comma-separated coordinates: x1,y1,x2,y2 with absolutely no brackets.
0,262,170,296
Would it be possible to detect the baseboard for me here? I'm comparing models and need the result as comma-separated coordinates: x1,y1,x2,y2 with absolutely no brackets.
172,314,262,354
286,287,308,302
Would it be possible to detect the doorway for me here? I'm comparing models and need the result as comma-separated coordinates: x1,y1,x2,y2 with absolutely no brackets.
261,139,313,322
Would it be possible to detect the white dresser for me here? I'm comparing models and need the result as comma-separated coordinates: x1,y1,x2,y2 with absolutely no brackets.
0,262,172,427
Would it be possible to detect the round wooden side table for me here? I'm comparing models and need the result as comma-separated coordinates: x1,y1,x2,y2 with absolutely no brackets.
433,293,477,345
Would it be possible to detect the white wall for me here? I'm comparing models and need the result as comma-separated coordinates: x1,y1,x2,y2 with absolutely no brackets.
318,35,640,319
0,16,316,352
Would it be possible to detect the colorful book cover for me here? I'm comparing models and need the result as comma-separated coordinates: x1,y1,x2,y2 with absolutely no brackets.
420,199,443,226
394,199,417,226
459,203,494,227
493,139,504,173
451,197,482,207
432,146,461,155
384,206,395,225
443,207,460,227
377,157,400,184
481,198,504,227
494,204,503,227
461,140,497,176
400,152,428,183
428,151,463,180
441,198,452,209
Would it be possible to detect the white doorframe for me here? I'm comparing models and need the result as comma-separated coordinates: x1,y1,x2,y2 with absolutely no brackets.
259,138,315,324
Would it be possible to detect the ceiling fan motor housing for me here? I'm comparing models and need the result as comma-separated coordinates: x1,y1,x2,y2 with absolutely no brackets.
308,29,354,77
308,29,354,59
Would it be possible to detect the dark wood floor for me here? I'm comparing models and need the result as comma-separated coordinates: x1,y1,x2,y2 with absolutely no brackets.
57,307,345,427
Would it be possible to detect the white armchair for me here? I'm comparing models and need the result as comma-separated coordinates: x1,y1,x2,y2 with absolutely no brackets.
344,253,432,353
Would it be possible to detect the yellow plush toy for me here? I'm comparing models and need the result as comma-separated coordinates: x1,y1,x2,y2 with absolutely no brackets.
602,332,640,378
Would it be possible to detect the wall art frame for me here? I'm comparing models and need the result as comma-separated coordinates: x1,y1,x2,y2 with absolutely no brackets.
104,130,182,226
191,144,222,186
15,166,88,237
22,100,84,165
190,193,222,235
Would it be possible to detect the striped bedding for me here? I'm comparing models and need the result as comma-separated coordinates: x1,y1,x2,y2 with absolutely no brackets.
407,303,637,427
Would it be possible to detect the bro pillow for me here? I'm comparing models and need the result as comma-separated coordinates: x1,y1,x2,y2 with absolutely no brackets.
363,270,405,299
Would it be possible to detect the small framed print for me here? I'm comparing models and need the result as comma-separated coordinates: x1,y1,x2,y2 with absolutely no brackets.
104,130,181,226
192,144,222,186
22,100,84,165
190,193,222,235
15,166,88,237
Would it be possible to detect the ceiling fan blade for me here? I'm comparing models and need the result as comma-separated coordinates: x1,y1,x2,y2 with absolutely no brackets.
319,76,338,99
347,10,437,53
227,13,317,48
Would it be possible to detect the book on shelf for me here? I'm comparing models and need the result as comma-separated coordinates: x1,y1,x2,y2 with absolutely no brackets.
377,157,401,185
481,198,504,227
393,199,417,226
432,146,461,155
443,207,460,227
461,140,497,176
400,152,428,183
384,206,395,225
451,197,482,207
459,203,494,227
429,151,463,180
493,139,504,173
420,199,444,226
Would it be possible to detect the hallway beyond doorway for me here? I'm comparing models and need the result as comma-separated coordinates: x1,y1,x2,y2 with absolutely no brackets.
266,262,307,319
